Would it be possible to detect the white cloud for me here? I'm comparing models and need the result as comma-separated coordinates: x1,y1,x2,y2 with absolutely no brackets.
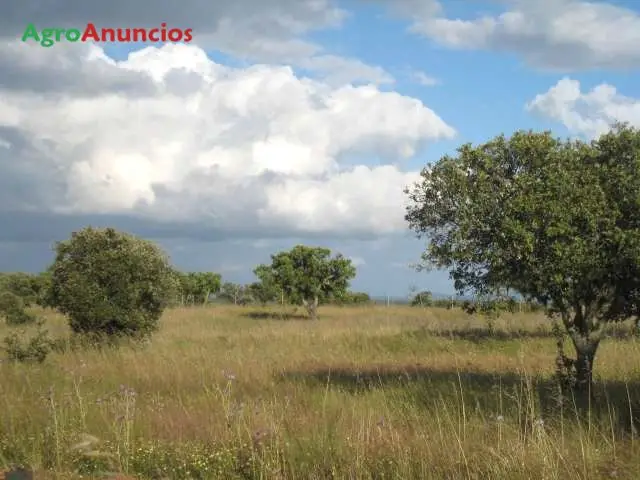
0,42,454,238
389,0,640,70
527,77,640,138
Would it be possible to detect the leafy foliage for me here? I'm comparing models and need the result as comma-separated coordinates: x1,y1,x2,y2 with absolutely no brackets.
174,271,222,305
0,291,37,325
405,124,640,390
337,291,371,305
218,282,252,305
2,319,52,363
249,264,283,306
254,245,356,319
48,227,175,341
247,280,280,306
410,291,433,307
0,272,52,307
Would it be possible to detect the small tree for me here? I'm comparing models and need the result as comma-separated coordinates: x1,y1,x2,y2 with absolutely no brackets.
48,227,175,341
410,290,433,307
343,291,371,305
405,124,640,392
254,245,356,319
193,272,222,304
219,282,250,305
175,271,221,305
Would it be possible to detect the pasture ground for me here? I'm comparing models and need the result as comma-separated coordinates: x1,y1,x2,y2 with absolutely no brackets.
1,305,640,479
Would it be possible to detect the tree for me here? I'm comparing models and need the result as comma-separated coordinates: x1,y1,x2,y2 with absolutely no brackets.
405,124,640,392
48,227,175,340
249,264,282,305
255,245,356,319
193,272,222,304
410,290,433,307
174,271,221,305
219,282,250,305
344,291,371,305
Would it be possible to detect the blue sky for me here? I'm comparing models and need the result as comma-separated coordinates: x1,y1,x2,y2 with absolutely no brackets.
1,0,640,297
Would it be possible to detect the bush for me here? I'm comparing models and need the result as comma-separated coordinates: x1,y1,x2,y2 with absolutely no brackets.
333,291,371,306
2,321,52,363
0,291,37,325
48,227,175,341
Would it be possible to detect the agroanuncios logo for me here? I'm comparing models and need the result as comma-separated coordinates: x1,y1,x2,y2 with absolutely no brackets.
21,22,193,47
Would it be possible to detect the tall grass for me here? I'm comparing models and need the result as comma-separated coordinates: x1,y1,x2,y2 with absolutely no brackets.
1,305,639,478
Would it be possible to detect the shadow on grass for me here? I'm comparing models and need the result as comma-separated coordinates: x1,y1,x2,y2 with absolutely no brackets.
241,311,310,321
428,326,635,343
429,327,554,342
280,364,640,436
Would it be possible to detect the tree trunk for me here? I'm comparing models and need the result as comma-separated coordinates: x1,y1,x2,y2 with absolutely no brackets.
569,332,599,393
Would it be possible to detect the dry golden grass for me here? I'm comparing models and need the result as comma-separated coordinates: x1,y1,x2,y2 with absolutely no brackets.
1,304,640,479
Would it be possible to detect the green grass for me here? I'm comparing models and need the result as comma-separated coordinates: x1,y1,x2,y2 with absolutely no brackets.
1,305,640,479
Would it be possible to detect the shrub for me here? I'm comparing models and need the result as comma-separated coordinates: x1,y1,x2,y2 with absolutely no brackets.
0,291,37,325
48,227,175,341
2,321,52,363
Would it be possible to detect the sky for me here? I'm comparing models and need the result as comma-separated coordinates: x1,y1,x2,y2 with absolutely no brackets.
0,0,639,297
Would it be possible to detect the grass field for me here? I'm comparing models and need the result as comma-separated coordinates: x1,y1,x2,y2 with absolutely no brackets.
1,305,640,479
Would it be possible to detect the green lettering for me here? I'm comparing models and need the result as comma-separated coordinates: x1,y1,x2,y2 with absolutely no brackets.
21,23,40,43
40,28,55,47
65,29,81,41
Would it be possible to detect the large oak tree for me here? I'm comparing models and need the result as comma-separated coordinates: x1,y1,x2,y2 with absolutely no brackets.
405,124,640,390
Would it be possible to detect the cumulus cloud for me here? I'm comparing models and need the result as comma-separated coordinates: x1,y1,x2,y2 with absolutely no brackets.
384,0,640,70
0,42,454,241
527,77,640,138
3,0,391,85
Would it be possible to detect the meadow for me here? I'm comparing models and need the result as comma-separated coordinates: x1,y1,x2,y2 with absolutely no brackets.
1,305,640,479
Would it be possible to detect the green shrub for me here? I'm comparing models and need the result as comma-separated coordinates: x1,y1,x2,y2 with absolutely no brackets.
2,321,52,363
48,227,175,341
0,291,37,325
